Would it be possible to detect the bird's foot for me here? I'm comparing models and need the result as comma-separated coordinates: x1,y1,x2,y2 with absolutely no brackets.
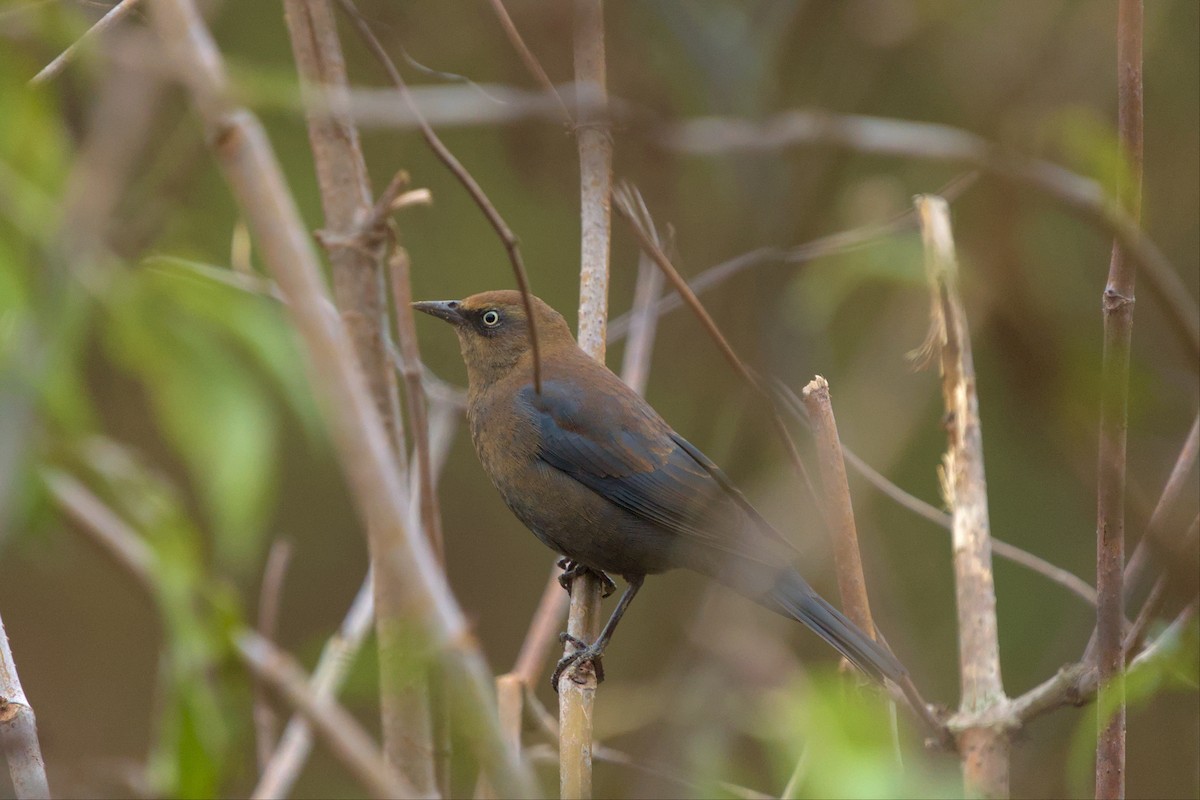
556,558,616,598
551,632,606,691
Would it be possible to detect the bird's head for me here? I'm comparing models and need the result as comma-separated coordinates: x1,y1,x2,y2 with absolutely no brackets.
413,290,574,389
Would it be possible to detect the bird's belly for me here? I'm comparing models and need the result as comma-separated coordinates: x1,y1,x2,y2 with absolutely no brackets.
491,459,676,577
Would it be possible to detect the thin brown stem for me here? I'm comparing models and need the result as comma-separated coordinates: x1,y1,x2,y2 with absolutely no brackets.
254,538,292,773
485,0,573,125
1095,3,1142,796
917,195,1008,797
0,612,50,800
147,1,538,794
336,0,543,395
613,183,822,516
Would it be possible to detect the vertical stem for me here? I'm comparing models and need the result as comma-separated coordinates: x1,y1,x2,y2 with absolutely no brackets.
559,2,611,798
280,1,435,792
917,196,1008,798
0,612,50,800
1096,2,1142,798
800,376,877,637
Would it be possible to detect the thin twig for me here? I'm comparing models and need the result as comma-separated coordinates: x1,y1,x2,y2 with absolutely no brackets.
1095,3,1143,796
613,183,823,518
485,0,573,125
663,112,1197,365
618,207,667,396
772,381,1099,607
254,538,292,774
917,195,1008,797
0,612,50,800
147,1,538,794
1124,413,1199,593
336,0,544,395
558,4,612,798
253,572,376,800
800,377,877,635
30,0,143,85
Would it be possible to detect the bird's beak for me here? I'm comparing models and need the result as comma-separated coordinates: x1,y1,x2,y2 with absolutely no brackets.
412,300,465,326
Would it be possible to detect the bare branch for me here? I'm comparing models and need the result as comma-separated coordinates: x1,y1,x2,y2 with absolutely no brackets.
917,195,1008,797
30,0,143,85
253,572,376,800
281,0,436,787
146,0,538,794
663,111,1197,365
0,612,49,800
335,0,544,395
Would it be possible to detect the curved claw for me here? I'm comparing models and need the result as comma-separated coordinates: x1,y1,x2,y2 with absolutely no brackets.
551,632,606,691
557,559,617,598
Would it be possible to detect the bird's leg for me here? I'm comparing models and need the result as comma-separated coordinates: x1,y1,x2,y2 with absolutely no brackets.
552,575,644,691
556,556,616,598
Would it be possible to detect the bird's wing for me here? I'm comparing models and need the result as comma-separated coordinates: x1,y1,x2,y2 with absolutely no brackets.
520,380,794,559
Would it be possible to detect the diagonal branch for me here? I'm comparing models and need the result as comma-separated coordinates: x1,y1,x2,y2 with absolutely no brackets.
146,1,538,794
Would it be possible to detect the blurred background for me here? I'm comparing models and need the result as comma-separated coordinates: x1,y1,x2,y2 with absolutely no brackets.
0,1,1197,798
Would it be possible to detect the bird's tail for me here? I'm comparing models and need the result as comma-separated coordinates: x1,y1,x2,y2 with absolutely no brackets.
761,568,906,684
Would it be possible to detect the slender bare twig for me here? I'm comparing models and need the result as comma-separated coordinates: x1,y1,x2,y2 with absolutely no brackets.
238,631,415,800
1124,413,1199,592
608,173,977,344
1095,4,1143,796
146,1,538,794
30,0,143,85
253,572,375,799
664,112,1197,365
613,183,822,514
772,381,1099,608
335,0,544,396
917,195,1007,797
280,2,437,789
0,612,49,800
618,207,667,396
254,539,292,773
557,5,612,798
485,0,572,125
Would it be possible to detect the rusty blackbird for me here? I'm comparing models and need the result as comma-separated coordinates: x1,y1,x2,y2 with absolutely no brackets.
414,290,906,690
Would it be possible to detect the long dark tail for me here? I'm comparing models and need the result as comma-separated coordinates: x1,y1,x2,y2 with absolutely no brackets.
760,569,906,684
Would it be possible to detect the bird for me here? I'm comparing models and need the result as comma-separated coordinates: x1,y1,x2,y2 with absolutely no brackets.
413,290,907,692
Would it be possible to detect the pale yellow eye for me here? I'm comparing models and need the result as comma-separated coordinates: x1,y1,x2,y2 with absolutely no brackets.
482,310,501,327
